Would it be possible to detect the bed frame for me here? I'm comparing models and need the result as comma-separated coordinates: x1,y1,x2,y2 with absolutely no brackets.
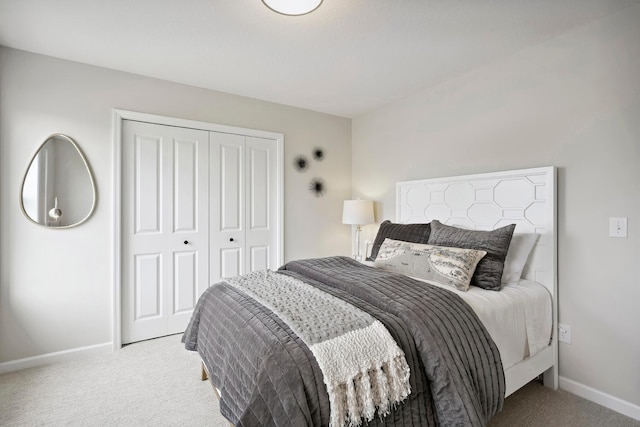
396,166,558,396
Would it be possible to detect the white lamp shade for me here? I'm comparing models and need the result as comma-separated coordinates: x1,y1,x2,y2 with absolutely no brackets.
262,0,323,16
342,200,374,225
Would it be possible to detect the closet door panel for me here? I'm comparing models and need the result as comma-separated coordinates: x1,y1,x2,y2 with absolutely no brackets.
220,143,242,231
248,147,269,229
134,135,162,234
173,251,197,314
170,132,209,335
245,136,278,273
134,253,163,320
211,132,245,284
122,120,209,344
250,246,269,272
173,139,199,232
221,248,242,279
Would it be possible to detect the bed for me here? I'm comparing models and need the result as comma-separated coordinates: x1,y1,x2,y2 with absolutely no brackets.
183,166,558,426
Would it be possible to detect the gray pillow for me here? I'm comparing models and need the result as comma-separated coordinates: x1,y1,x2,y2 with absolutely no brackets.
428,220,516,291
368,220,431,261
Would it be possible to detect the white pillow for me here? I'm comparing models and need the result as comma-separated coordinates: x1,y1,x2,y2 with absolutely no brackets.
501,233,538,284
374,238,486,291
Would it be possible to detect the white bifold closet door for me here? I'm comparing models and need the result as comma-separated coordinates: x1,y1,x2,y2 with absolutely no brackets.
122,120,209,344
121,120,280,344
210,132,278,284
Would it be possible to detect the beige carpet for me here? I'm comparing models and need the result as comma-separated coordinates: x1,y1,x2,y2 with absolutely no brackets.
0,334,226,426
490,381,639,427
1,334,638,426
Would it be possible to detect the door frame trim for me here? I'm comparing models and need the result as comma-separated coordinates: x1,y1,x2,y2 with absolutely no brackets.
112,109,284,351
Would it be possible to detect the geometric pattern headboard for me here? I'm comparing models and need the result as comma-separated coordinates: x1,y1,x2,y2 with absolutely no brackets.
396,167,557,294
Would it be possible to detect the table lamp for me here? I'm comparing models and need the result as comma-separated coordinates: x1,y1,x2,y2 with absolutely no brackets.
342,200,374,261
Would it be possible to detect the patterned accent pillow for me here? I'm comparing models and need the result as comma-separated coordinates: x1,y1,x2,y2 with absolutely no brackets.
368,220,431,261
374,239,487,291
428,220,516,291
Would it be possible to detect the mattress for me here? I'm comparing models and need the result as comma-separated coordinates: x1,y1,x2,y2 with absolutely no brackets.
417,278,553,370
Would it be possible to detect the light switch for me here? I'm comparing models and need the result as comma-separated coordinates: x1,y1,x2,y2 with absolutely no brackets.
609,217,628,238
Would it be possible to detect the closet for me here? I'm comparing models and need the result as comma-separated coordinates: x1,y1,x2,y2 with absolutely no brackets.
121,119,281,344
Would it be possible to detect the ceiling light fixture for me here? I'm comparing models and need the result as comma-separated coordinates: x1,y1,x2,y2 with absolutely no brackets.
262,0,323,16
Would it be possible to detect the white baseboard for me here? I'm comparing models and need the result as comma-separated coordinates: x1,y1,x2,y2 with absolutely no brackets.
0,342,112,374
559,376,640,421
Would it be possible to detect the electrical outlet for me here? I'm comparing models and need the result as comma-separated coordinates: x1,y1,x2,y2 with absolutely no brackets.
609,217,628,238
558,323,572,344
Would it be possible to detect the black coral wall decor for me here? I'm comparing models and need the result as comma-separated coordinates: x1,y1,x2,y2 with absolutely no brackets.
309,178,326,197
312,148,324,161
294,148,327,197
294,155,308,171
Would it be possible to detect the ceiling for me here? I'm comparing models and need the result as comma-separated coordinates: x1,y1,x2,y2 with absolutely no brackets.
0,0,638,118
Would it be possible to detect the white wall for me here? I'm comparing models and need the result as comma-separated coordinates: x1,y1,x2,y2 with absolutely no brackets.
353,3,639,413
0,47,351,364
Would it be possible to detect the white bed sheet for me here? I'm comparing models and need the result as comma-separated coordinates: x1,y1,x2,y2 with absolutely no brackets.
415,278,553,370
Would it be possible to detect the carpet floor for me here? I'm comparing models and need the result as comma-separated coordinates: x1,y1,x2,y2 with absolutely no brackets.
1,334,638,426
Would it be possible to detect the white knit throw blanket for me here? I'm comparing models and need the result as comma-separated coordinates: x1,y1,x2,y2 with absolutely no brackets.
226,270,411,427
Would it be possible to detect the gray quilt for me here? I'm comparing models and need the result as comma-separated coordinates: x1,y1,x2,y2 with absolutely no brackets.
183,256,504,426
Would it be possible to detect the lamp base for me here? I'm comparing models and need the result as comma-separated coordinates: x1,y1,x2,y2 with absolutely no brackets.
353,225,363,261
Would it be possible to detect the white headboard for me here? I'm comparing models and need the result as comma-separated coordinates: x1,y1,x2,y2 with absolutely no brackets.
396,167,557,296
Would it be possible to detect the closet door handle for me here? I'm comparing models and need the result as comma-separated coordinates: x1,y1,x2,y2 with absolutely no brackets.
184,240,189,245
229,238,234,242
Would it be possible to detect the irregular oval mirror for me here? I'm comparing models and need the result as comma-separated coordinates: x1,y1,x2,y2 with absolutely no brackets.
20,134,97,228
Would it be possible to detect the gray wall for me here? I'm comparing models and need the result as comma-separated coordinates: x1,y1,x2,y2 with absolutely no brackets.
352,4,640,408
0,47,352,363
